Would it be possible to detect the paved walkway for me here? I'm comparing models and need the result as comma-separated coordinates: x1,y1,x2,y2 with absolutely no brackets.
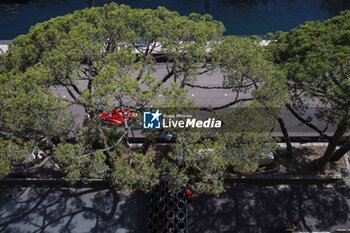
1,181,350,233
188,182,350,233
0,188,148,233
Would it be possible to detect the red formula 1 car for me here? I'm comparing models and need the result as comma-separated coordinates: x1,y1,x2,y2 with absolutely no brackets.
97,108,139,126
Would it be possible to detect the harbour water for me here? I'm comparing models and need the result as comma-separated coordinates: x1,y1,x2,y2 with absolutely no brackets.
1,0,350,39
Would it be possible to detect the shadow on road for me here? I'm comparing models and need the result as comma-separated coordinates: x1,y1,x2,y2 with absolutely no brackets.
188,182,350,233
1,181,350,233
0,187,148,233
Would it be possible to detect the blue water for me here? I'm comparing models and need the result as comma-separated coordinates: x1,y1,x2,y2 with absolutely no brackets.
0,0,350,39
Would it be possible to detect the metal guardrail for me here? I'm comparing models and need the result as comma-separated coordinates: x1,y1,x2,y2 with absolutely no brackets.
0,174,342,188
127,136,333,144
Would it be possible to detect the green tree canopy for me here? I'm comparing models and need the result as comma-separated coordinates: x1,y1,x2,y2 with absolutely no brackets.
0,3,284,194
270,10,350,165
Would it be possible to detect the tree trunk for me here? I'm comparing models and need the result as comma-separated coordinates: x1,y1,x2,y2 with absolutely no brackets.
316,117,347,166
277,117,293,157
285,104,329,139
330,141,350,161
142,137,153,155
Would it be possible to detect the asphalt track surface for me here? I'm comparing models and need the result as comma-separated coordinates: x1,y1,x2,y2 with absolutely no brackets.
51,63,336,138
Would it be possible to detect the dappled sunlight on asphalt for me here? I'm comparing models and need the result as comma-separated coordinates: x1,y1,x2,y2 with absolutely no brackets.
188,182,350,233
